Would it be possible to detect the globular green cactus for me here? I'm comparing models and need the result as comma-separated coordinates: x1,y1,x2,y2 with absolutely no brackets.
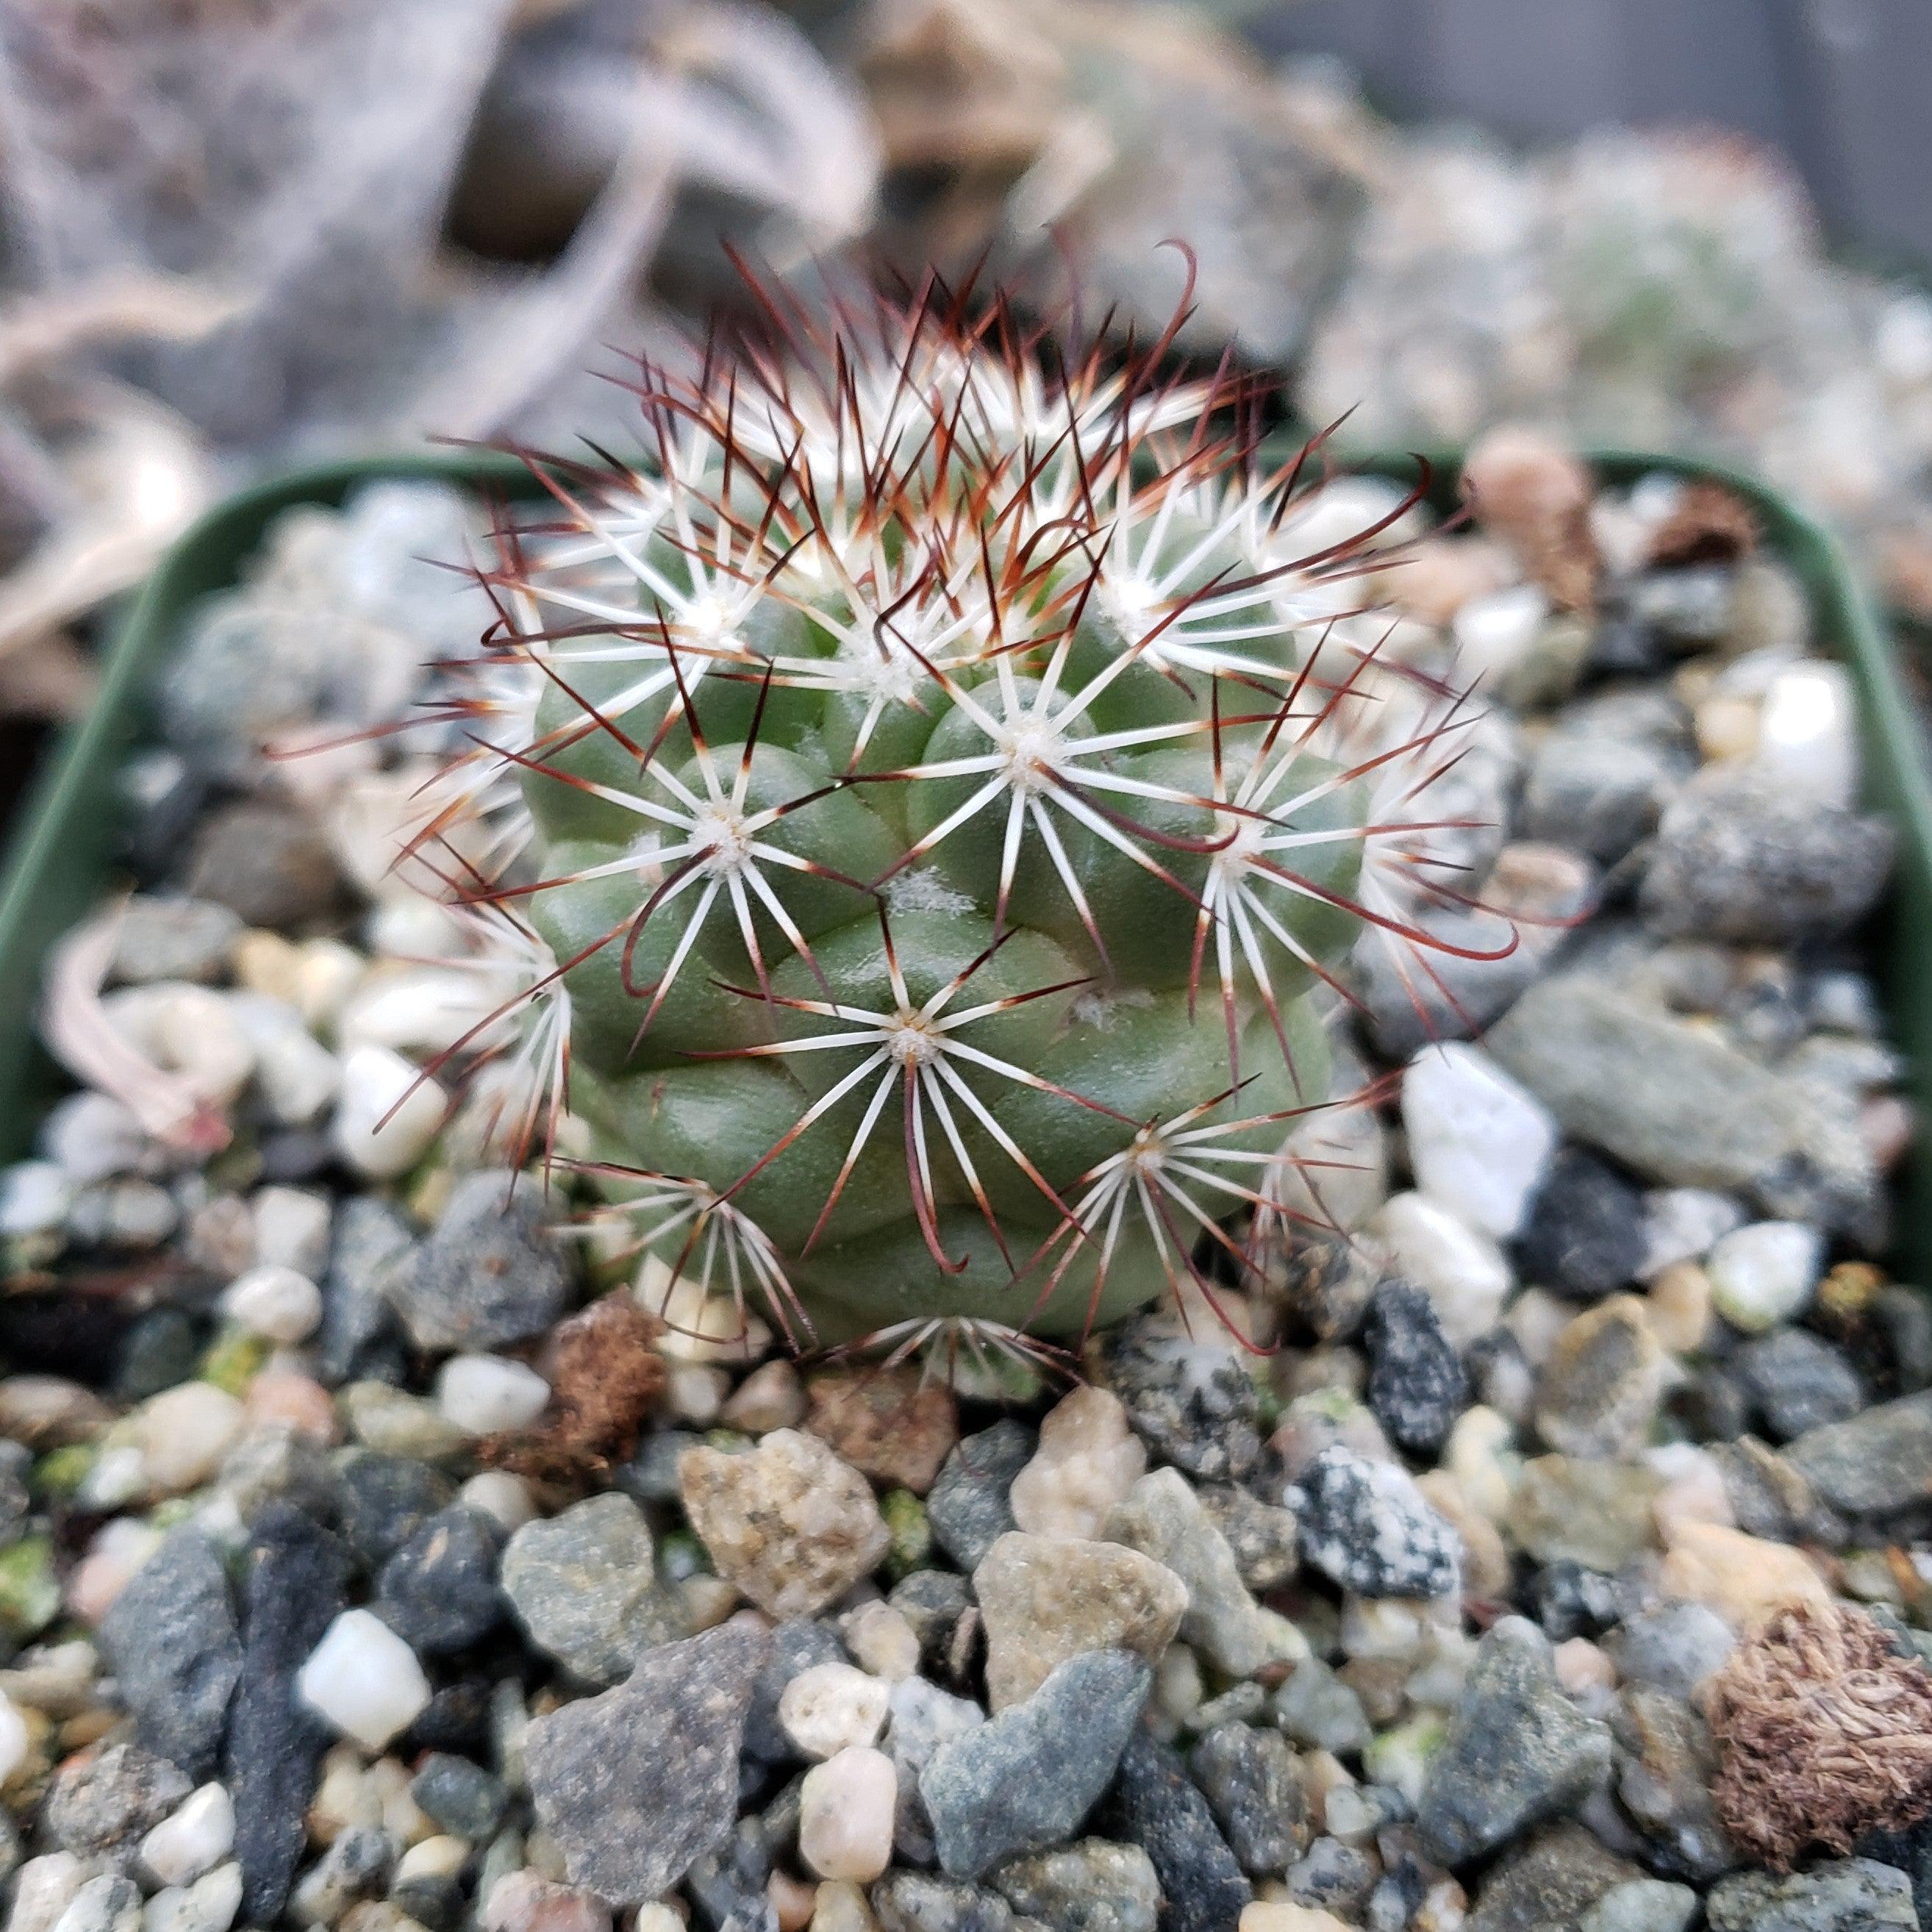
416,277,1503,1357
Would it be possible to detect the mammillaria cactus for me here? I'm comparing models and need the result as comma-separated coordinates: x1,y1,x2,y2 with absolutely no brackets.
405,273,1510,1358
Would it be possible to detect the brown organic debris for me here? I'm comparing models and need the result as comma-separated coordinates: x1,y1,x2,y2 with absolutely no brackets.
1645,480,1759,569
1703,1599,1932,1870
480,1295,665,1486
1460,426,1600,613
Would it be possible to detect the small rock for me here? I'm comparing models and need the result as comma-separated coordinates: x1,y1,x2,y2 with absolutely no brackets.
226,1505,351,1922
139,1786,235,1890
318,1198,413,1384
745,1620,848,1764
1786,1389,1932,1516
1489,977,1873,1234
679,1430,890,1618
1704,1858,1916,1932
1639,1188,1746,1281
1189,1724,1310,1876
1610,1688,1734,1881
1363,1281,1468,1455
285,1823,393,1926
333,1448,453,1567
1402,1045,1557,1239
1103,1470,1278,1681
720,1360,806,1434
410,1755,507,1839
1735,1329,1867,1441
219,1265,322,1345
1534,1297,1666,1459
1294,1448,1460,1600
1009,1389,1147,1541
98,1531,241,1783
45,1745,190,1865
523,1623,768,1904
1093,1312,1261,1481
332,1045,446,1180
1639,773,1894,947
374,1505,504,1657
973,1533,1187,1711
799,1747,898,1883
143,1863,243,1932
1098,1731,1252,1932
869,1873,1011,1932
1270,1228,1380,1342
131,1384,245,1495
435,1356,551,1434
920,1650,1151,1879
296,1609,432,1750
988,1840,1160,1932
1706,1221,1822,1334
929,1422,1034,1573
1656,1520,1831,1630
110,898,243,985
1415,1619,1613,1868
1271,1659,1371,1756
780,1664,892,1760
1507,1456,1661,1572
501,1494,675,1686
390,1169,570,1352
1516,1152,1648,1300
479,1873,612,1932
1464,1823,1644,1932
1197,1486,1301,1594
1367,1194,1513,1348
49,1875,141,1932
1578,1878,1698,1932
187,801,347,932
806,1368,959,1495
1605,1603,1736,1700
885,1675,987,1866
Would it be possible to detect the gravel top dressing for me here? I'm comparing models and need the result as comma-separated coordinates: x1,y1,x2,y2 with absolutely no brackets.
2,298,1931,1932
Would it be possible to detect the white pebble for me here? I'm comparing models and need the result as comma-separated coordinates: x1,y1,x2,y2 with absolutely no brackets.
143,1863,242,1932
1367,1192,1514,1347
0,1162,74,1239
779,1663,890,1760
1450,584,1548,688
252,1188,332,1277
0,1688,27,1783
1400,1043,1557,1239
1639,1188,1746,1279
51,1875,139,1932
436,1355,551,1434
43,1092,156,1182
797,1745,897,1883
135,1384,246,1494
458,1470,538,1532
7,1856,90,1932
1755,662,1858,809
840,1601,921,1684
221,1265,323,1345
140,1783,237,1888
1706,1220,1823,1334
296,1609,432,1750
1009,1385,1147,1540
105,984,254,1106
332,1044,445,1178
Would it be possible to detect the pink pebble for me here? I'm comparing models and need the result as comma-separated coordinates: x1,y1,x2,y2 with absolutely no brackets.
246,1370,340,1443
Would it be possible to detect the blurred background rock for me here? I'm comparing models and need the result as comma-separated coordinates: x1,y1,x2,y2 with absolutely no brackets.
1,0,1930,817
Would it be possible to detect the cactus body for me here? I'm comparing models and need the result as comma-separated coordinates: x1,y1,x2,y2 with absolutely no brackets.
423,285,1492,1352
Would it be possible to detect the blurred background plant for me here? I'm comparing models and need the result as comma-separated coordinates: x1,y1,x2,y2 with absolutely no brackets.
4,0,1932,812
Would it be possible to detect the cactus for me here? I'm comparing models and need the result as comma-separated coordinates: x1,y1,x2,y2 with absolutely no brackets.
411,276,1507,1356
